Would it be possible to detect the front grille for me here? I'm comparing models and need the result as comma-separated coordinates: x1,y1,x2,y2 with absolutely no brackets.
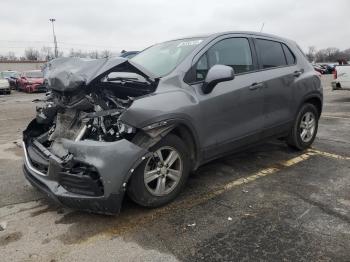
59,163,104,196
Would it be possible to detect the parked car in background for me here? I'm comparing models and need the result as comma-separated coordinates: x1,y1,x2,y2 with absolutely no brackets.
0,72,11,94
18,70,46,93
319,64,336,74
332,65,350,90
3,71,20,89
119,50,139,59
23,31,322,214
313,64,326,74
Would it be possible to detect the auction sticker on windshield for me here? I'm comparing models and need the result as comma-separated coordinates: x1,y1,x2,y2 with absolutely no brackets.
177,39,203,47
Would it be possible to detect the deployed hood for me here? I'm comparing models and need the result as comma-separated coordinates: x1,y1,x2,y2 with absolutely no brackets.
45,57,155,92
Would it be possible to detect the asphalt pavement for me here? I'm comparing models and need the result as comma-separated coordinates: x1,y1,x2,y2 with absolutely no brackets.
0,75,349,262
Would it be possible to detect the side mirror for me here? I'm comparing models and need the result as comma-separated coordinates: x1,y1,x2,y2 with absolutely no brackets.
202,65,234,94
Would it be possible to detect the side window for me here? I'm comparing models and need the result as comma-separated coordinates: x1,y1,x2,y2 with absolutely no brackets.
195,37,253,81
256,39,287,68
195,54,209,81
282,44,296,65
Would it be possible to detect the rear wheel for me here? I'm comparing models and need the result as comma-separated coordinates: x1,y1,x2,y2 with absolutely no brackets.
127,134,190,207
287,103,319,150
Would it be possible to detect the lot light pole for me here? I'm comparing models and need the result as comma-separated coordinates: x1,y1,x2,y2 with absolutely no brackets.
49,18,58,58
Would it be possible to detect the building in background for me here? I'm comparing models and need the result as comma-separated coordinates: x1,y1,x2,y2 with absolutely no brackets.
0,60,46,72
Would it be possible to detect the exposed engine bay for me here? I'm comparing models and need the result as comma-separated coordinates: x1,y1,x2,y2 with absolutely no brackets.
24,57,158,159
38,89,134,142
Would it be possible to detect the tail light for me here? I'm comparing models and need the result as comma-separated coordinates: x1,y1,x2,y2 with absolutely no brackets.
333,68,337,79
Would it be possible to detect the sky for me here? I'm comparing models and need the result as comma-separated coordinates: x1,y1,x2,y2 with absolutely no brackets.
1,0,349,57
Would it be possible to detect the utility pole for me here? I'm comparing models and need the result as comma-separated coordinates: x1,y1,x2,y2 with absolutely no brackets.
49,18,58,58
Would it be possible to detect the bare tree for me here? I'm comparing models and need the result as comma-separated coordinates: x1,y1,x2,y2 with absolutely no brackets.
40,46,54,61
0,55,8,61
7,52,17,61
100,50,112,58
306,46,316,62
24,48,40,61
88,50,99,59
69,48,88,58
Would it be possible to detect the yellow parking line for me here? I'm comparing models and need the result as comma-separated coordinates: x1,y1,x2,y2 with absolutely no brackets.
322,115,350,120
309,148,350,160
280,152,316,167
81,148,348,243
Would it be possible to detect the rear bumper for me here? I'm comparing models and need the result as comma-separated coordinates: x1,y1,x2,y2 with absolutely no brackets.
22,137,148,214
332,81,340,90
332,81,350,90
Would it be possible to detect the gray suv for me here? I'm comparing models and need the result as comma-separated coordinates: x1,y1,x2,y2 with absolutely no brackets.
23,31,322,214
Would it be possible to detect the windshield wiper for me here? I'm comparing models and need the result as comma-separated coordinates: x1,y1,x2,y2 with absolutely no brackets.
106,76,150,85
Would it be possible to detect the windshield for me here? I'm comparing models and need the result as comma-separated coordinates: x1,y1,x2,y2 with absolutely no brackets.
131,38,204,77
25,71,43,78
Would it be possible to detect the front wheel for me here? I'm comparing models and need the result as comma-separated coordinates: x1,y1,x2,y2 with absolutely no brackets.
287,103,319,150
127,134,190,207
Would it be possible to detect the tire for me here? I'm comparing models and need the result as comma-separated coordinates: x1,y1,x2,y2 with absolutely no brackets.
287,103,319,150
127,134,190,207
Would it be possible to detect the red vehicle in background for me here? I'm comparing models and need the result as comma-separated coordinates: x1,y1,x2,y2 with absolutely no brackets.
18,70,46,93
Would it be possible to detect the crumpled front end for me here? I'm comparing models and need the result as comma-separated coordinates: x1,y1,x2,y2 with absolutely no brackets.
23,127,147,214
22,57,157,214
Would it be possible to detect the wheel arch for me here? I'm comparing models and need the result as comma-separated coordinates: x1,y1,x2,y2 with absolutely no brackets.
299,93,323,119
132,118,202,171
169,123,200,171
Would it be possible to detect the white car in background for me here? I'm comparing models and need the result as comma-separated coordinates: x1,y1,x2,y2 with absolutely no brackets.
0,72,11,94
332,65,350,90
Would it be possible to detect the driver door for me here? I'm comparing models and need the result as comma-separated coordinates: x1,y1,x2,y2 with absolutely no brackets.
192,36,265,160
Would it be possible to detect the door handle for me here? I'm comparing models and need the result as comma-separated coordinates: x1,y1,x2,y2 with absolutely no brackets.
249,82,264,90
293,70,303,77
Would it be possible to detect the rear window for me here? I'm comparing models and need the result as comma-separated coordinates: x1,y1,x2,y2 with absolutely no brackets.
256,39,287,69
282,44,296,65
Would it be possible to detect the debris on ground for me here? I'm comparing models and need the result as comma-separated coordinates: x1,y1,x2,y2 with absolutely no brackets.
0,221,7,231
242,189,249,193
187,223,196,227
13,141,22,148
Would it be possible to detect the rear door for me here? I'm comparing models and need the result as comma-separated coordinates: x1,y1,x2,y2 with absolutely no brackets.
254,38,299,135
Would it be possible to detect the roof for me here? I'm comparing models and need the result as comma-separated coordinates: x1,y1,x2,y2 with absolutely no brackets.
169,31,292,43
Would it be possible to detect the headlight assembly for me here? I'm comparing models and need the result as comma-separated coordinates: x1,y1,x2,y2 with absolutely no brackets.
117,121,136,134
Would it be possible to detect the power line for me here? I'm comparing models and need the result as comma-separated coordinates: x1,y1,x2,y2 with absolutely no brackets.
0,40,118,49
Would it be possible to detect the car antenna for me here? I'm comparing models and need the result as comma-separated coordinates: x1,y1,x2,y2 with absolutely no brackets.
260,22,265,32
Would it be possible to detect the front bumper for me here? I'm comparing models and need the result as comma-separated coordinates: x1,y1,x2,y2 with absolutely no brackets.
23,138,148,214
0,86,10,93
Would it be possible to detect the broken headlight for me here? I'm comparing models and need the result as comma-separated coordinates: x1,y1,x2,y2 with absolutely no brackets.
117,121,136,134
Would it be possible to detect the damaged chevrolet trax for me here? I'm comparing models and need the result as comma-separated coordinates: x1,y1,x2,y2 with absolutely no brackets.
23,32,322,214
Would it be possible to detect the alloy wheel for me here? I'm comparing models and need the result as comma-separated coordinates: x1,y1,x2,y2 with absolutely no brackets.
144,146,183,196
299,111,316,143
